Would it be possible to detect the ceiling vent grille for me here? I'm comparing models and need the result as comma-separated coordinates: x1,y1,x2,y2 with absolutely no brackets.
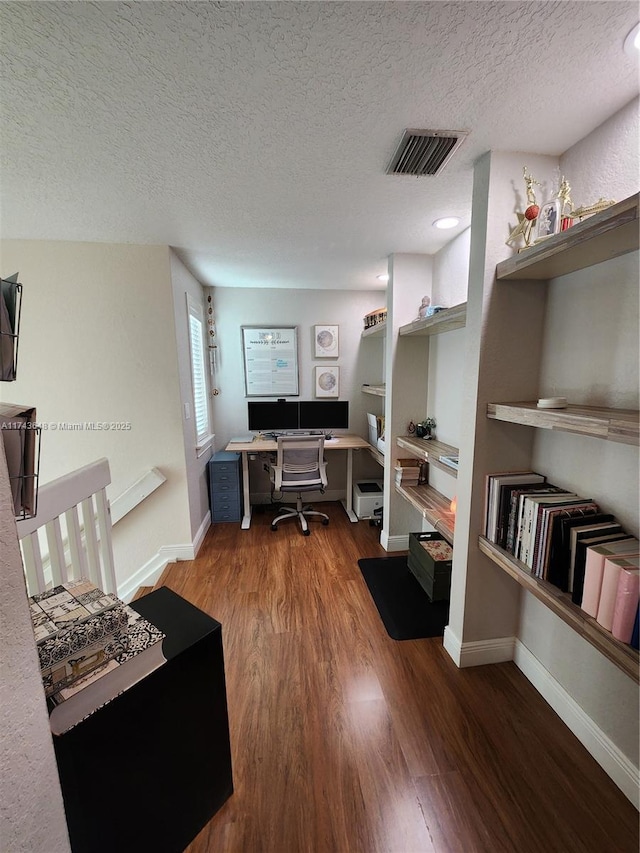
386,129,468,176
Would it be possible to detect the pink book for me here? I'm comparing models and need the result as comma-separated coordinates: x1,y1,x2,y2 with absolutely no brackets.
611,568,640,643
597,556,640,632
581,539,639,617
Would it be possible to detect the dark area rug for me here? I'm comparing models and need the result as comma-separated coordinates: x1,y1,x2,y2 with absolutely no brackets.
357,556,449,641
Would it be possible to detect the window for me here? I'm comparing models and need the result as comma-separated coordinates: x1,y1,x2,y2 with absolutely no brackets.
186,293,211,448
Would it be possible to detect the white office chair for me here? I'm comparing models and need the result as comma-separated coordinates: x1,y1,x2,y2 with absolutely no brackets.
269,435,329,536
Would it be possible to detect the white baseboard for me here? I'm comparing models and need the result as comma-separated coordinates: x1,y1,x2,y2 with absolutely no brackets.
118,543,195,603
380,532,409,551
443,626,515,667
193,510,211,557
514,640,639,809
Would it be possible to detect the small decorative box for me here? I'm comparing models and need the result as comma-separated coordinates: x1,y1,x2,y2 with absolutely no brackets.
29,578,129,696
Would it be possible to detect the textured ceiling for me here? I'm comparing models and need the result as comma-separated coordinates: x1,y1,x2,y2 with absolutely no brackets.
1,1,638,290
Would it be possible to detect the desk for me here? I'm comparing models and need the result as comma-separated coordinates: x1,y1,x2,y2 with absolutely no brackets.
52,588,233,853
225,434,372,529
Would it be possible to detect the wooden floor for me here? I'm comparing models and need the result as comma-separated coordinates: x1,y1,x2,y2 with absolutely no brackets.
154,502,638,853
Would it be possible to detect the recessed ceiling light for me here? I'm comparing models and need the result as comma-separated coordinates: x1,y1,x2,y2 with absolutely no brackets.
624,22,640,57
376,273,389,282
433,217,460,230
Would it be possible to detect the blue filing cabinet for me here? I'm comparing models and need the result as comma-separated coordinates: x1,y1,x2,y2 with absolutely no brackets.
208,450,242,523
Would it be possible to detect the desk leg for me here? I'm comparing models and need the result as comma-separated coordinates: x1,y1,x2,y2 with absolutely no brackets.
340,448,358,522
241,451,252,529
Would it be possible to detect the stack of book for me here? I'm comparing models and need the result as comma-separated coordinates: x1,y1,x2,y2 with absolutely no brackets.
30,578,167,734
580,542,639,645
395,459,420,487
484,471,639,648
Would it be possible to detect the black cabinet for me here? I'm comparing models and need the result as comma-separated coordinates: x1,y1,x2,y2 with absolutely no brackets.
208,450,242,523
52,588,233,853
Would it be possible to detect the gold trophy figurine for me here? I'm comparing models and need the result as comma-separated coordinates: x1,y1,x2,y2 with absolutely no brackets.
506,166,541,250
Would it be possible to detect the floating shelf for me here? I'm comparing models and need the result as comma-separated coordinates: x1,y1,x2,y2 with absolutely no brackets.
496,193,639,282
362,384,385,397
396,436,459,477
399,302,467,337
487,402,639,446
478,536,639,683
361,321,386,339
394,483,455,544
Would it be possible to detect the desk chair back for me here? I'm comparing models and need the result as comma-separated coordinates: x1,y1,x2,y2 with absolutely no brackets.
271,435,327,493
270,436,329,535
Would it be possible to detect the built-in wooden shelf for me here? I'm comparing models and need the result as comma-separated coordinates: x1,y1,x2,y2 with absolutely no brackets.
361,321,386,339
478,536,639,683
496,193,639,282
399,302,467,337
362,384,385,397
394,483,455,544
396,436,459,477
487,402,639,446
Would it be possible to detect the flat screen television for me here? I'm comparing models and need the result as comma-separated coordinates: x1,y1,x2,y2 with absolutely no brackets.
299,401,349,430
247,401,299,432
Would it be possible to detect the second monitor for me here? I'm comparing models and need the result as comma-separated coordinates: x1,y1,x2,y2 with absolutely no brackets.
247,400,349,433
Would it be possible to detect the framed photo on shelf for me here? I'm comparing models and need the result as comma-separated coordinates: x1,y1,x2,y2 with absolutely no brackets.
534,199,562,243
314,325,339,357
315,366,339,398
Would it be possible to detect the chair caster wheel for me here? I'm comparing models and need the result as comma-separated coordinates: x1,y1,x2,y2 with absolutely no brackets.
271,525,277,532
322,519,329,526
303,529,310,536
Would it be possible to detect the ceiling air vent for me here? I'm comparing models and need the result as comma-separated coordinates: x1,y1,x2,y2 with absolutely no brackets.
386,129,468,176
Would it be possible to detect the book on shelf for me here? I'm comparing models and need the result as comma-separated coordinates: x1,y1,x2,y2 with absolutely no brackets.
544,513,615,591
438,455,459,471
29,578,129,696
596,555,640,633
504,484,568,554
631,607,639,650
530,503,602,582
515,493,582,566
565,521,623,591
571,533,634,610
49,602,166,735
611,567,640,643
484,471,546,544
579,538,639,612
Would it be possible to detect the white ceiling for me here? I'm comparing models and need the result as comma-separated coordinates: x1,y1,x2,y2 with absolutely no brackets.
1,2,638,291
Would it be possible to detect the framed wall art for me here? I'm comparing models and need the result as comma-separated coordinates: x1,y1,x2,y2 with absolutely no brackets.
314,324,339,357
315,365,339,398
241,326,299,396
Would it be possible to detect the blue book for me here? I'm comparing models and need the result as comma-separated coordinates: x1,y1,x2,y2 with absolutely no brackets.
631,606,639,650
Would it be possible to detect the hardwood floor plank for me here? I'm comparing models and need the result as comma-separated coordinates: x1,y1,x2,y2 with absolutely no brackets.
152,503,638,853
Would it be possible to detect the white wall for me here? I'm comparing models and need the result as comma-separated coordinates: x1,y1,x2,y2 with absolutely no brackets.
210,286,384,499
0,443,70,853
432,227,470,308
170,253,213,544
0,240,192,590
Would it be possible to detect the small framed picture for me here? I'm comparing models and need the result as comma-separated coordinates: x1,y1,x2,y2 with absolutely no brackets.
534,199,562,243
314,324,339,357
315,366,339,397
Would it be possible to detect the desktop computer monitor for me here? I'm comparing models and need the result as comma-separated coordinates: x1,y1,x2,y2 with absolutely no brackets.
247,401,299,432
298,401,349,431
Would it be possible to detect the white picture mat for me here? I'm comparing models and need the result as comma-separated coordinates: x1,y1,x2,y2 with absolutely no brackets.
315,365,339,397
314,325,339,357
